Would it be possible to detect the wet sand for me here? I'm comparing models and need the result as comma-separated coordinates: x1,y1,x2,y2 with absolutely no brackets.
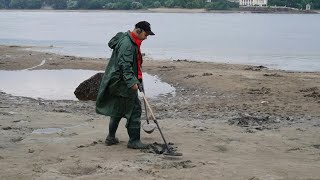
0,45,320,179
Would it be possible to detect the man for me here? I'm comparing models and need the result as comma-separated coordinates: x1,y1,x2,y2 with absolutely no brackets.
96,21,155,149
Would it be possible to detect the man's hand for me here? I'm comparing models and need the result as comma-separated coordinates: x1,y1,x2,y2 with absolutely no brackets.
131,84,138,91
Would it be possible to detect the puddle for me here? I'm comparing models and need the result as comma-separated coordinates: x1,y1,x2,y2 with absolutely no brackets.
28,137,66,143
0,70,175,100
141,74,175,98
32,128,63,134
63,122,88,129
31,123,89,135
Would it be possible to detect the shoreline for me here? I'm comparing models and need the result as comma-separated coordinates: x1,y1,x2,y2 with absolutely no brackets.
3,45,320,73
0,8,318,14
1,45,320,179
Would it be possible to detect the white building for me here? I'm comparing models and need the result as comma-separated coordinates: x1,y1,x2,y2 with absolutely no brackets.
240,0,268,6
306,4,311,10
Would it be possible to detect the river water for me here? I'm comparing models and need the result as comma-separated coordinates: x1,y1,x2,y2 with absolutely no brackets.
0,11,319,71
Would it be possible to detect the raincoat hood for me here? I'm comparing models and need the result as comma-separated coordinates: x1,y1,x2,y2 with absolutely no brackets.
108,31,135,49
108,32,125,49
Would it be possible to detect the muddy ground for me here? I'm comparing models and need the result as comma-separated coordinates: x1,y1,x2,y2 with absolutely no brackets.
0,45,320,180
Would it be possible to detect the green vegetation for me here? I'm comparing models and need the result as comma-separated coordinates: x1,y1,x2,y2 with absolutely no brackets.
0,0,235,10
0,0,319,10
268,0,320,9
205,0,238,10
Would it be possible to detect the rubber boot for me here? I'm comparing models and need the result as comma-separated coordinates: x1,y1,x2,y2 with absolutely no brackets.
127,128,149,149
105,117,121,146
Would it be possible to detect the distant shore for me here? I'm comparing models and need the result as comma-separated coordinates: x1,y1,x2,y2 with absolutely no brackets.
0,7,318,14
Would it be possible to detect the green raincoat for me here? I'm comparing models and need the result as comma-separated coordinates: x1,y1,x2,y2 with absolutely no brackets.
96,31,141,121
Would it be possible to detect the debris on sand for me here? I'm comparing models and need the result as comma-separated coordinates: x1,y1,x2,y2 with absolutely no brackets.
299,87,318,92
304,91,320,99
11,137,23,143
141,142,182,156
312,144,320,149
202,73,213,76
174,59,189,62
263,73,283,77
53,109,70,113
299,87,320,100
76,141,99,148
28,149,35,153
158,65,176,71
184,74,197,79
156,160,195,169
2,126,12,130
59,165,97,176
228,113,280,130
248,177,261,180
244,65,267,71
248,87,271,95
174,59,200,63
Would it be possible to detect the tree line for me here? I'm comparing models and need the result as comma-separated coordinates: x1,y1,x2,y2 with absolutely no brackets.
0,0,237,10
268,0,320,9
0,0,319,10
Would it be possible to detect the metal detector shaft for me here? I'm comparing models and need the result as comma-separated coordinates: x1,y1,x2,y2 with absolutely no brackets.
141,81,150,124
139,89,172,153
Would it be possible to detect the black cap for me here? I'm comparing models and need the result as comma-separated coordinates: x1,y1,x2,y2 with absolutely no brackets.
135,21,155,36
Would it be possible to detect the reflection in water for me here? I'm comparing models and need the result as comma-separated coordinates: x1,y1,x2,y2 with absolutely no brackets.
0,70,175,100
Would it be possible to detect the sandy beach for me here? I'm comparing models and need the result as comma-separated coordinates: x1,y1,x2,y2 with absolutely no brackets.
0,45,320,179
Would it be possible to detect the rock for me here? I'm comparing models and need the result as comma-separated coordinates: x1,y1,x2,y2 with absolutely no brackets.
28,149,35,153
263,73,283,77
202,73,213,76
74,73,104,101
184,74,197,79
8,111,16,115
196,127,206,131
11,137,23,142
248,177,260,180
313,144,320,149
207,161,217,165
228,113,273,127
274,118,281,123
296,128,306,132
77,145,85,148
248,87,271,95
245,128,257,133
244,65,267,71
2,126,12,130
53,109,69,113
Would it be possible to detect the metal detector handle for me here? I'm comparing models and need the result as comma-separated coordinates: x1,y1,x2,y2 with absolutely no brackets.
138,83,143,93
138,82,150,124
